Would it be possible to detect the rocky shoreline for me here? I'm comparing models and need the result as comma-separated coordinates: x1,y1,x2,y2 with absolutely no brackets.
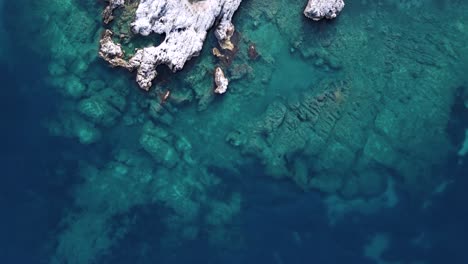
100,0,242,91
99,0,345,91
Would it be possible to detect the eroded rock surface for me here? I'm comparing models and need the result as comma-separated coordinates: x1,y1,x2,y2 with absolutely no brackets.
100,0,242,90
102,0,125,24
99,30,127,67
214,67,229,94
304,0,345,21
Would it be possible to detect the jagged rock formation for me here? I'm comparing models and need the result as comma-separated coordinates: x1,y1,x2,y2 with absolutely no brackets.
98,30,127,67
214,67,229,94
304,0,345,21
102,0,125,24
100,0,242,90
214,14,236,50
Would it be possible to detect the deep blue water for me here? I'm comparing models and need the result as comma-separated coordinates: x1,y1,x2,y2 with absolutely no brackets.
0,37,77,263
1,0,468,263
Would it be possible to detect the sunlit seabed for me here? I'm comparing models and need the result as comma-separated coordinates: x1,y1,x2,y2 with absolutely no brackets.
1,0,468,263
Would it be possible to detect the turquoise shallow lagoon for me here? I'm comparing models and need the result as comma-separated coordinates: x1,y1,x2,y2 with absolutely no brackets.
1,0,468,263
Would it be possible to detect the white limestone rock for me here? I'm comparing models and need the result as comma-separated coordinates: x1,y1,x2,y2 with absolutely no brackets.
127,0,242,90
214,67,229,94
99,30,124,59
98,30,129,69
214,4,238,50
103,0,125,24
304,0,345,21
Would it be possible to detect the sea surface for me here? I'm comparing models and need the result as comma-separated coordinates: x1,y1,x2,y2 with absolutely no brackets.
1,0,468,263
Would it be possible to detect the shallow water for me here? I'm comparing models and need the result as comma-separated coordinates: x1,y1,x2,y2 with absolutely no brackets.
1,0,468,263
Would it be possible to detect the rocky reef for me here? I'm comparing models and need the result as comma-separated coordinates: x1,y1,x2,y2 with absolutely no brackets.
214,67,229,94
227,70,457,198
304,0,345,21
99,0,242,90
98,30,126,67
13,0,468,262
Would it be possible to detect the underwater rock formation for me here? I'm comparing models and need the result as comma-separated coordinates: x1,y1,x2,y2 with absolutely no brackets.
304,0,345,21
248,43,259,60
140,121,180,168
227,81,350,181
214,67,229,94
459,129,468,157
226,68,457,198
100,0,242,90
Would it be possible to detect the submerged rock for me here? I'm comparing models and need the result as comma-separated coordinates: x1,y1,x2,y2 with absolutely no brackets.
304,0,345,21
47,115,102,145
214,67,229,94
140,121,180,167
100,0,242,90
248,42,259,60
459,129,468,157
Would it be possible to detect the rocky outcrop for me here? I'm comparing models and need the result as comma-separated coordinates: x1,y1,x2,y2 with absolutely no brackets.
214,67,229,94
102,0,125,24
98,30,128,68
214,14,236,50
304,0,345,21
102,0,242,91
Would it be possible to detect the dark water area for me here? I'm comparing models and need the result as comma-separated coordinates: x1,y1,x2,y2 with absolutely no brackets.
2,0,468,263
0,14,79,263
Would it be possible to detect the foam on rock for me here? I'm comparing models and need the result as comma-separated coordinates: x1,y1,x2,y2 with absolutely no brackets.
304,0,345,21
100,0,242,91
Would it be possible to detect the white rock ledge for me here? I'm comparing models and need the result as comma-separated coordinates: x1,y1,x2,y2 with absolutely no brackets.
304,0,345,21
100,0,242,91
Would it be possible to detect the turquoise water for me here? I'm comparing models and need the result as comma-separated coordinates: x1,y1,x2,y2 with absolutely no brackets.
1,0,468,263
